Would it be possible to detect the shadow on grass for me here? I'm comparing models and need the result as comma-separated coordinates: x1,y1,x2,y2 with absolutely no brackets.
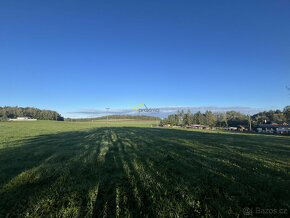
0,127,289,217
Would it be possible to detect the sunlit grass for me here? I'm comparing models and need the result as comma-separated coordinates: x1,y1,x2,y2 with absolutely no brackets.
0,121,289,217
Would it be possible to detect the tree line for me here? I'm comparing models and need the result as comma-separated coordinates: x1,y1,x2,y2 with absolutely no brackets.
65,115,161,122
160,106,290,128
0,106,64,121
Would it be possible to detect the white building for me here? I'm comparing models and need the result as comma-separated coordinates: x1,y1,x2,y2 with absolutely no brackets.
257,124,290,134
9,117,37,121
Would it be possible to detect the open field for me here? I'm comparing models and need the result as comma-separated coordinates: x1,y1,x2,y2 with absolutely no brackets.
0,121,289,217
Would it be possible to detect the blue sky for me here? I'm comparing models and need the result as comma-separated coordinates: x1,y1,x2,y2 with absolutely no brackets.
0,0,289,117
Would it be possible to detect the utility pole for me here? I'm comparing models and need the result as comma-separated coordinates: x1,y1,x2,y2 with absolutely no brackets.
248,114,252,131
106,108,110,126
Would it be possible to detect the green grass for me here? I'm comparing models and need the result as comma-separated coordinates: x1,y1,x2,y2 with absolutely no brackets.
0,121,289,217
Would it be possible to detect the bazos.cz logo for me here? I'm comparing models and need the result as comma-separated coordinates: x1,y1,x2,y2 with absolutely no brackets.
131,104,159,113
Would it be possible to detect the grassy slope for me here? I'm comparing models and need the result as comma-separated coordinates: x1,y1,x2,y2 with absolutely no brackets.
0,121,289,217
0,120,157,149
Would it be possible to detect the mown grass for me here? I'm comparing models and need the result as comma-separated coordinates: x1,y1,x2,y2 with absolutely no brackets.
0,121,289,217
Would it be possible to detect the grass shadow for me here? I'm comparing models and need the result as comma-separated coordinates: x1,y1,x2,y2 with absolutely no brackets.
0,127,289,217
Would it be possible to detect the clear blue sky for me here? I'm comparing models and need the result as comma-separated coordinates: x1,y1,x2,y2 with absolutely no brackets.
0,0,289,117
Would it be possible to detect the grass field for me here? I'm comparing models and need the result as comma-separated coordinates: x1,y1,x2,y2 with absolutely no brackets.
0,121,289,217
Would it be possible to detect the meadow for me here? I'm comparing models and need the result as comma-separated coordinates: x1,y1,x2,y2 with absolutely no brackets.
0,121,289,217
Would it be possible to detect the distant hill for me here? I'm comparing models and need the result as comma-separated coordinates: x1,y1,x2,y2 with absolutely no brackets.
0,106,64,121
65,115,161,122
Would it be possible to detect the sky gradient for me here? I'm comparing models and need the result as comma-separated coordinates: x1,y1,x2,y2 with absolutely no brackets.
0,0,289,117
